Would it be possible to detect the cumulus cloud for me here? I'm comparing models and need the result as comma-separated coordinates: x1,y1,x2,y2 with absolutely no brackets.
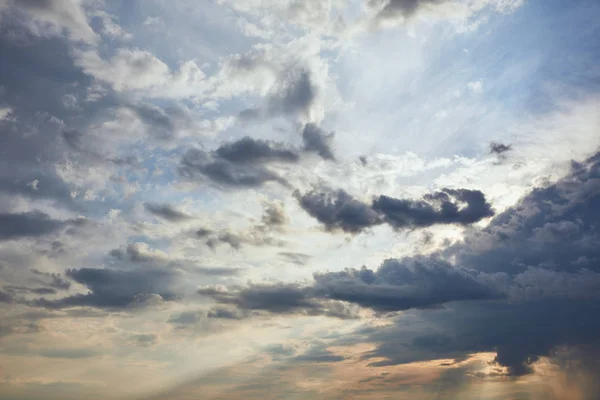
340,150,600,376
296,189,382,233
199,256,503,319
372,188,495,229
296,187,494,233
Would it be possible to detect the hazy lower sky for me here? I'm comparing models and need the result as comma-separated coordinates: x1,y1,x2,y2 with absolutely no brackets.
0,0,600,399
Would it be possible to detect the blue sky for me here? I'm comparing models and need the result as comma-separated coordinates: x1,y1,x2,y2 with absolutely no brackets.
0,0,599,399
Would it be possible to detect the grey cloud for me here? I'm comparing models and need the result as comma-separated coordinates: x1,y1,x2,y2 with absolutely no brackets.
240,68,320,122
372,188,495,229
302,123,335,161
195,228,212,238
490,141,513,162
337,150,600,376
369,0,448,21
199,257,502,318
489,141,512,156
296,188,493,233
0,211,66,241
310,258,504,312
215,137,300,164
35,267,180,310
179,147,287,188
144,202,191,222
198,284,360,319
206,307,248,320
269,69,318,119
296,189,382,233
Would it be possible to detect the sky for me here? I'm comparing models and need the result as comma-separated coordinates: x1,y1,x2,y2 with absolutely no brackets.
0,0,599,399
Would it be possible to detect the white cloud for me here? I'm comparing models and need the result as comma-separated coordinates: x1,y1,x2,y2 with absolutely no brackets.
467,80,483,93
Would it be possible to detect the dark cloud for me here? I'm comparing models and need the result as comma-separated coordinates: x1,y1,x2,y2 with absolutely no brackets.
195,228,213,238
179,136,309,188
198,284,359,319
336,151,600,376
270,69,318,118
296,188,493,233
489,141,512,156
179,147,288,188
144,202,191,222
240,69,320,122
489,141,513,162
0,211,66,241
35,267,180,309
372,188,495,229
369,0,448,21
215,137,300,164
302,123,335,161
295,189,381,233
199,256,502,318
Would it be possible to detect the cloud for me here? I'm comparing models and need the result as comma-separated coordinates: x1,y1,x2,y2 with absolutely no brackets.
238,68,322,123
367,0,524,29
296,189,382,233
296,188,494,233
489,141,512,161
30,269,71,290
215,137,300,164
370,0,448,20
35,267,179,309
0,211,66,241
144,203,191,222
302,123,335,161
179,136,305,188
198,284,360,319
278,252,312,266
6,0,97,43
180,147,286,188
342,150,600,376
260,202,288,228
74,48,206,97
372,188,495,229
199,256,502,318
